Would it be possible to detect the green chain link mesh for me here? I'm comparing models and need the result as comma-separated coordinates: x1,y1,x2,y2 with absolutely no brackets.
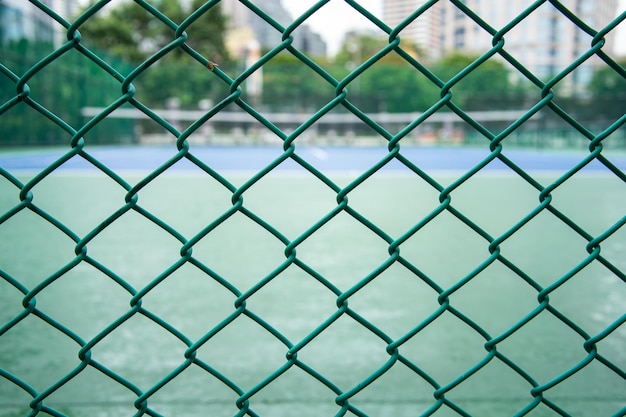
1,1,625,416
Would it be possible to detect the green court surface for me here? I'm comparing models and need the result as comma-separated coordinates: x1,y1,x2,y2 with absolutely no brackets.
0,169,624,416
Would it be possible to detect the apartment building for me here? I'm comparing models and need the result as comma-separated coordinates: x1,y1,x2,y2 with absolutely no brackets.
0,0,80,46
221,0,327,57
383,0,444,59
384,0,619,91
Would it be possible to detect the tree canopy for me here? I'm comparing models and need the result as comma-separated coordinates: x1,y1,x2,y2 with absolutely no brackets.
588,58,626,95
77,0,231,109
73,4,624,117
264,34,516,113
80,0,230,65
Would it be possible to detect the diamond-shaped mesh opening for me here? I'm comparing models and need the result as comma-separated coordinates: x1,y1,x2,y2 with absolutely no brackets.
447,171,542,237
92,313,189,390
398,310,490,385
132,52,230,112
137,169,235,237
194,314,288,392
399,210,491,289
290,0,384,58
345,172,442,236
26,49,119,115
245,265,338,342
0,314,79,392
189,210,287,291
296,314,391,391
549,174,626,234
28,172,128,236
500,209,592,288
449,261,539,336
545,357,626,416
444,359,533,416
240,170,339,238
260,50,338,115
349,51,442,116
498,310,590,383
505,1,602,83
32,261,131,341
86,210,184,290
0,209,76,287
295,211,391,290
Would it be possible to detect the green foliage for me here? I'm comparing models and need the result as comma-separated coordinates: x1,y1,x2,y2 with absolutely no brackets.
77,0,231,109
261,47,512,113
0,39,135,146
333,32,424,66
573,58,626,124
260,53,338,111
429,52,512,109
80,0,229,65
348,62,440,113
588,57,626,95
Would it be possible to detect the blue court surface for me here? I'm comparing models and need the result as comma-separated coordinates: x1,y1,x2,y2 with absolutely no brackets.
0,145,624,174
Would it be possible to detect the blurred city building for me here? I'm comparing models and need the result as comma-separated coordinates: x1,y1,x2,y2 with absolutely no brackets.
221,0,327,57
382,0,444,59
0,0,80,46
383,0,619,92
0,0,53,44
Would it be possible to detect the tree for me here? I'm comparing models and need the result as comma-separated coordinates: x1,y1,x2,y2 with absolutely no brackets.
1,38,135,146
585,58,626,123
261,52,337,112
588,58,626,96
76,0,232,110
329,32,437,113
334,31,424,67
80,0,229,65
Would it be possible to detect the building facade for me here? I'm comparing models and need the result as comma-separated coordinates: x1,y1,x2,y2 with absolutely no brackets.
221,0,327,57
0,0,53,44
383,0,443,59
0,0,80,46
383,0,619,91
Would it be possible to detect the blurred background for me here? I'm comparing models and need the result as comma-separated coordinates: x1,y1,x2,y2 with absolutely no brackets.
1,0,625,148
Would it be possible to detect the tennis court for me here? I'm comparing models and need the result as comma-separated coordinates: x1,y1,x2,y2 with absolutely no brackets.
0,144,624,417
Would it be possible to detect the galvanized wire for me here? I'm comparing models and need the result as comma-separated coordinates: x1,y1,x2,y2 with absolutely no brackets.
0,1,625,416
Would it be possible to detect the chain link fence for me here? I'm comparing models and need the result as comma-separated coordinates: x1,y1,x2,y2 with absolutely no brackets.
1,1,625,416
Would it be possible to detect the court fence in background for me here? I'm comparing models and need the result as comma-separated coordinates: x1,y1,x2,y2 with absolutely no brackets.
0,1,625,416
